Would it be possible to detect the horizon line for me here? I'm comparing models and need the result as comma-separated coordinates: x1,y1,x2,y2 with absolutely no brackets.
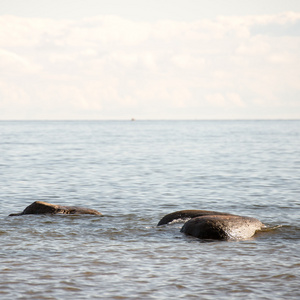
0,118,299,122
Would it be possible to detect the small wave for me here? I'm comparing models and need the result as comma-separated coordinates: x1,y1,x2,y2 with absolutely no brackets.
168,218,191,225
256,224,300,240
261,225,283,232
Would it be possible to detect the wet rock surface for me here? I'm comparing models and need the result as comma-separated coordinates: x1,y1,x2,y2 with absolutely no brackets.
157,209,235,226
180,214,264,240
9,201,102,216
158,210,264,240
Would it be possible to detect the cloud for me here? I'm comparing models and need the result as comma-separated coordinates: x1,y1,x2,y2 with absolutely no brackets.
0,49,40,74
0,12,299,119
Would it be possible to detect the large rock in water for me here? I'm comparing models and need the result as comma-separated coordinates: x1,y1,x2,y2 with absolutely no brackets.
157,209,235,226
9,201,102,216
180,215,264,240
158,210,264,240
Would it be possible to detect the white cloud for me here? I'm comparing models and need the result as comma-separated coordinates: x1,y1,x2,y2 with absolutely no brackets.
0,12,299,119
235,37,271,56
0,49,40,73
205,93,245,108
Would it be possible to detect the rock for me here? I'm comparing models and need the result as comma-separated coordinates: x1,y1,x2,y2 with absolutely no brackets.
9,201,102,216
157,209,235,226
180,215,264,240
158,209,265,240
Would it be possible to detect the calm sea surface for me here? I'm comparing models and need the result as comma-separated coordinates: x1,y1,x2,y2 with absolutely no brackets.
0,120,299,299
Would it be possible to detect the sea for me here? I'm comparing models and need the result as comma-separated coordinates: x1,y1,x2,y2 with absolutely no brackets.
0,120,299,299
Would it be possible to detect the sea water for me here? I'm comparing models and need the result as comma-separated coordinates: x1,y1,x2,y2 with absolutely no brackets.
0,120,299,299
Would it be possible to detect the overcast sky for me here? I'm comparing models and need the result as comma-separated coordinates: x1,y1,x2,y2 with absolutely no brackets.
0,0,300,120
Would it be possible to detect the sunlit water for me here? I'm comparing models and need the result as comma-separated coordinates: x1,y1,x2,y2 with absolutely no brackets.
1,120,299,299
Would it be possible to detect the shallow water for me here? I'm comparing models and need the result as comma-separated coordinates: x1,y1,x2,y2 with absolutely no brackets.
1,120,299,299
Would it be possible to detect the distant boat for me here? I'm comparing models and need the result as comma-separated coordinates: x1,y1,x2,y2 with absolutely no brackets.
131,118,135,121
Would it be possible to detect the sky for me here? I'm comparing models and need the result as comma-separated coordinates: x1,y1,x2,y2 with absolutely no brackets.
0,0,300,120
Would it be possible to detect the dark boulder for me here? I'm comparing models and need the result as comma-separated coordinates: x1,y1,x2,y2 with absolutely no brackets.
158,209,265,240
9,201,102,216
180,214,264,240
157,209,235,226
